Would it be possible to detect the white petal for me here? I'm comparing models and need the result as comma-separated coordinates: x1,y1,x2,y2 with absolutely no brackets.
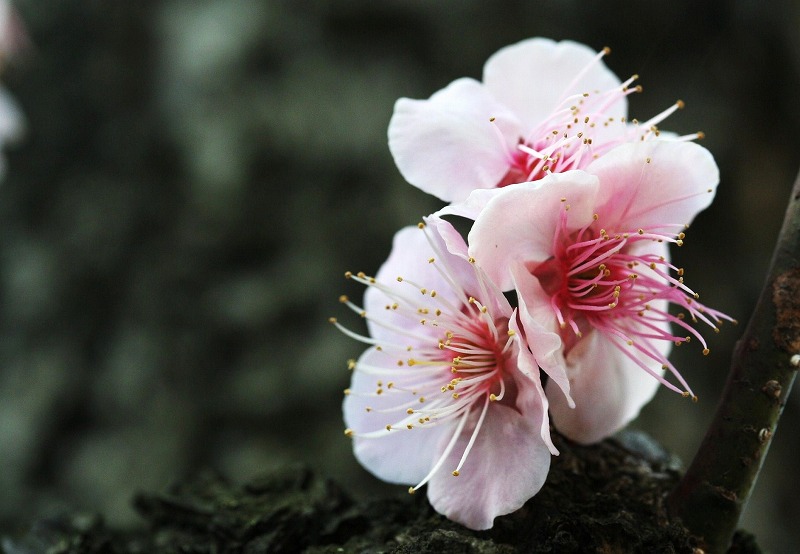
468,172,599,291
426,398,551,530
364,225,465,345
388,78,524,203
483,38,625,130
511,263,573,408
546,322,669,444
586,141,719,231
344,347,449,485
434,187,504,221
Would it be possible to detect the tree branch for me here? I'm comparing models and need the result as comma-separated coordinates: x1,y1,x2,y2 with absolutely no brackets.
668,170,800,551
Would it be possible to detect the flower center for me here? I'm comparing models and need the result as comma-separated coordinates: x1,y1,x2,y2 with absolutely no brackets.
533,207,732,397
334,223,520,488
435,307,511,404
493,65,701,188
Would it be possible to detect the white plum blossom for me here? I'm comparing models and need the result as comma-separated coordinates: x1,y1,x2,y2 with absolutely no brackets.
469,140,733,443
389,37,699,214
332,217,557,530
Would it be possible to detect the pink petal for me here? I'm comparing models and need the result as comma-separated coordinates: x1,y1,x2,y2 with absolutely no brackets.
388,78,524,203
426,393,552,530
546,314,670,444
468,172,599,291
434,187,503,221
586,141,719,231
483,38,625,131
509,312,559,455
344,347,449,485
511,263,573,408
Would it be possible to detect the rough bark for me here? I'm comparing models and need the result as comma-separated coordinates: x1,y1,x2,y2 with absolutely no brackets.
668,171,800,552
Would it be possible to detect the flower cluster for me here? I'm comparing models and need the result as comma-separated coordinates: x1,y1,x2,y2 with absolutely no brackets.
333,38,731,530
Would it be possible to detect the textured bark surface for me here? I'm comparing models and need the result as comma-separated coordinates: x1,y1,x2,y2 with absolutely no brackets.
668,171,800,552
2,431,760,554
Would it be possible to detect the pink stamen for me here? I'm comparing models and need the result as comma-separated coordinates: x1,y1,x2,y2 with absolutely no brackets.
539,206,733,395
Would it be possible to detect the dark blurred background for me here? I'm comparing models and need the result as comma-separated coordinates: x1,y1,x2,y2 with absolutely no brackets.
0,0,797,552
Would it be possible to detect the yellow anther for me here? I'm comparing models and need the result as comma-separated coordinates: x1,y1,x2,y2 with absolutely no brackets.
328,317,337,323
343,388,351,395
344,271,353,279
347,359,356,370
489,393,498,401
703,348,710,356
344,428,354,437
385,425,392,431
452,470,460,477
339,295,348,303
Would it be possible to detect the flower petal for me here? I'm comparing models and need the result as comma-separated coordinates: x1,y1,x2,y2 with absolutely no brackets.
388,78,524,203
364,225,465,346
344,347,449,485
511,263,573,409
468,171,599,291
586,141,719,231
434,186,503,221
426,390,552,530
509,311,559,455
483,38,625,131
546,314,670,444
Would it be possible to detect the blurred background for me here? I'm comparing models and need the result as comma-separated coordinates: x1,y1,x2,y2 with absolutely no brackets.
0,0,798,551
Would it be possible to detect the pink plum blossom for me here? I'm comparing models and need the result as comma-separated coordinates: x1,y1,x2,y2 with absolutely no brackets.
332,217,557,530
469,140,733,444
389,37,697,208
